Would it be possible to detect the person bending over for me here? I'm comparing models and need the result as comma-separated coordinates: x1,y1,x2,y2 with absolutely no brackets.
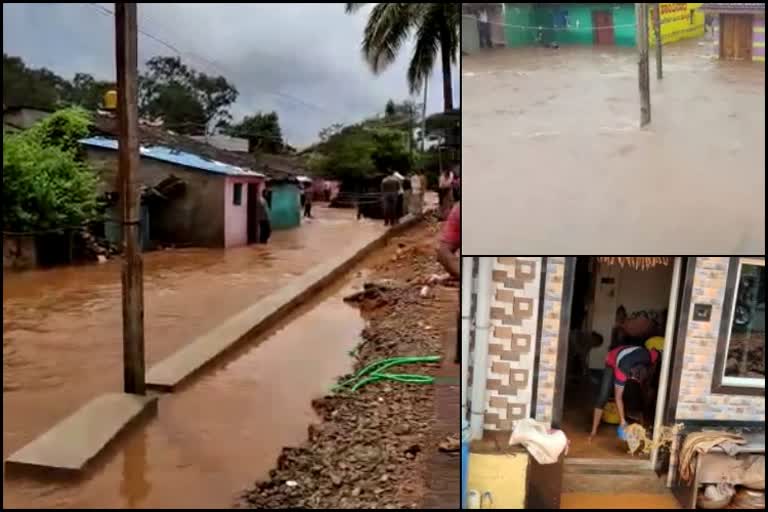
589,344,659,442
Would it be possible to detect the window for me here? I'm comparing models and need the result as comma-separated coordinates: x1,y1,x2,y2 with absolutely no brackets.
713,257,765,393
233,183,243,206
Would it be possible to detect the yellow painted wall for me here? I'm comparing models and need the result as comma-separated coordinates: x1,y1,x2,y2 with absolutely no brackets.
649,3,705,46
467,452,528,509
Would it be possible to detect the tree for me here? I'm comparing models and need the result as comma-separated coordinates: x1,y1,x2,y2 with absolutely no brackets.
138,56,238,135
224,111,285,153
345,3,459,111
3,54,68,110
65,73,116,110
3,108,100,232
370,128,411,172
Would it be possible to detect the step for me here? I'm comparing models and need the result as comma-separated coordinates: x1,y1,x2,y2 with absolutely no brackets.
5,393,157,475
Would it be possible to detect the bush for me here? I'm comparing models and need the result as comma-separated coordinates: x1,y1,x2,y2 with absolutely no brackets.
3,108,100,233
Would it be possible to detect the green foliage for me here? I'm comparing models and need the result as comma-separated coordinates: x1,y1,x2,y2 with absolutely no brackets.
223,111,285,153
3,54,114,111
3,108,100,232
138,56,238,135
345,3,460,111
370,129,411,172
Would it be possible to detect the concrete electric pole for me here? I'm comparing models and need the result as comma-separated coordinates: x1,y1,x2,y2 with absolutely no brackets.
636,3,651,126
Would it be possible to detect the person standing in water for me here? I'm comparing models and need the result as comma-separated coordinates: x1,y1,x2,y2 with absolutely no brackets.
381,171,401,226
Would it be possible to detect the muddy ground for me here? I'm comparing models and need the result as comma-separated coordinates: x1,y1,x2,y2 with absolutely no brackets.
240,215,458,509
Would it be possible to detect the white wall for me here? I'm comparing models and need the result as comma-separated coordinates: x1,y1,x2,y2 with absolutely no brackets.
588,262,674,368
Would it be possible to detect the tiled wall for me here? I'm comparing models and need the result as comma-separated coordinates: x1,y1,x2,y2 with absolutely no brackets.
675,257,765,422
534,258,566,425
483,257,542,431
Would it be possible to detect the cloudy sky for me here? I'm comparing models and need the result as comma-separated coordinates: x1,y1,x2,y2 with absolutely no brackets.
3,3,460,147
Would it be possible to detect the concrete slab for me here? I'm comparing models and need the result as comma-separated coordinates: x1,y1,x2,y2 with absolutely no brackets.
5,393,157,474
146,212,427,391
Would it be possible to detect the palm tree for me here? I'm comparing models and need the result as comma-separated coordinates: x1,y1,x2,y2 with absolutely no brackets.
345,3,459,112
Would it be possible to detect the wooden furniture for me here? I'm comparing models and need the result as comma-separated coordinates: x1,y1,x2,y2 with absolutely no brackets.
671,432,765,509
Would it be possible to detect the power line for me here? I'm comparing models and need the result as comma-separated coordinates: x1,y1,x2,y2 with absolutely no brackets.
85,3,330,114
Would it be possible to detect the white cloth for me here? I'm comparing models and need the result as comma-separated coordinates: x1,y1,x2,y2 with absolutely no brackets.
478,10,488,23
508,418,568,465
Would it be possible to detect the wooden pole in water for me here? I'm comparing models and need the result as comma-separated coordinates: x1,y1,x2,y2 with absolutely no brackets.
653,3,663,79
115,2,146,395
636,3,651,126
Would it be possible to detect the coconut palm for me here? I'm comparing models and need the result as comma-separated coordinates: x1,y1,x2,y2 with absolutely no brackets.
345,3,459,112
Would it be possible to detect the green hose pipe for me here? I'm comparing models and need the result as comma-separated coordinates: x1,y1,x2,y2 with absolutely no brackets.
334,355,441,393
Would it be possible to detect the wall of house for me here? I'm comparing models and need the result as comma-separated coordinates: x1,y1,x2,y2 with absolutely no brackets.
467,257,567,432
504,4,537,47
675,257,765,422
85,147,226,247
3,108,51,130
463,12,481,54
483,257,542,432
534,258,567,425
650,3,705,46
588,262,674,368
754,15,765,62
224,177,263,248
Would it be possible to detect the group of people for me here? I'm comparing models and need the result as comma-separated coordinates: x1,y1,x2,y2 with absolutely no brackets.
380,170,428,226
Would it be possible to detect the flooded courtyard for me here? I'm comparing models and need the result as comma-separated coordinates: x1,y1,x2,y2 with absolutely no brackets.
462,40,765,254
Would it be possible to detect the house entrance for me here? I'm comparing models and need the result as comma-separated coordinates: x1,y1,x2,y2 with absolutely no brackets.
246,183,260,244
560,257,681,461
592,10,615,45
720,14,753,60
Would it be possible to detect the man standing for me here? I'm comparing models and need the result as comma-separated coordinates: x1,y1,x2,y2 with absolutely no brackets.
438,202,460,363
477,7,492,49
303,183,313,218
381,171,400,226
410,171,423,215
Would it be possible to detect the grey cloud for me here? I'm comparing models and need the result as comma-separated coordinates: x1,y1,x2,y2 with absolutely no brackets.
3,3,460,146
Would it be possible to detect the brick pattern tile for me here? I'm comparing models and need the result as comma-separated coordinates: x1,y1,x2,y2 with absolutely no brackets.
676,257,765,422
535,257,566,425
483,257,542,431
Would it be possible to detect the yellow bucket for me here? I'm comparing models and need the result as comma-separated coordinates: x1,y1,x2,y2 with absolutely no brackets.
603,401,621,424
645,336,664,352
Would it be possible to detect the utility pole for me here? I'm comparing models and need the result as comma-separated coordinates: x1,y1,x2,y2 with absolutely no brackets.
636,2,651,126
115,2,146,395
653,3,663,79
421,79,428,152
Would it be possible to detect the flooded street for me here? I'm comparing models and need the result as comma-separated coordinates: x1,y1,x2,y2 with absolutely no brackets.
3,205,388,507
463,39,765,253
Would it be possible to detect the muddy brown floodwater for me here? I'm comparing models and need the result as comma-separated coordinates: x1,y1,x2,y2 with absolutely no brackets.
2,205,391,508
463,39,765,254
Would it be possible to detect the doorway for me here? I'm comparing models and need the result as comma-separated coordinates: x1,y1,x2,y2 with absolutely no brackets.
246,183,260,244
592,10,615,45
720,14,753,60
560,257,678,460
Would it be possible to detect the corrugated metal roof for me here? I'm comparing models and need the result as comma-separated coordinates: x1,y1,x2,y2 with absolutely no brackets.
80,137,264,178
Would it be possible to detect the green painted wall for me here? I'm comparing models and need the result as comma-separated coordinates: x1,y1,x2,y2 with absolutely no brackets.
504,4,537,47
269,183,301,230
504,3,637,47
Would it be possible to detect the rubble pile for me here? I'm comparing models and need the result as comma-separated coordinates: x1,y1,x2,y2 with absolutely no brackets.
241,217,457,509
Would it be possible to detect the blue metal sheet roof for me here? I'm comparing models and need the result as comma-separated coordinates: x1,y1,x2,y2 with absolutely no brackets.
80,136,264,178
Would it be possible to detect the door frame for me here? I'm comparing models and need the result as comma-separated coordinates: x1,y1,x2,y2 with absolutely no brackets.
552,257,689,460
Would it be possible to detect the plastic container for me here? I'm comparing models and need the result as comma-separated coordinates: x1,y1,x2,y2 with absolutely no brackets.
603,400,621,424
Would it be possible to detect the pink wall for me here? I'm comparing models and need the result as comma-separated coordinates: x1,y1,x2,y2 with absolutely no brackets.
224,176,264,248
